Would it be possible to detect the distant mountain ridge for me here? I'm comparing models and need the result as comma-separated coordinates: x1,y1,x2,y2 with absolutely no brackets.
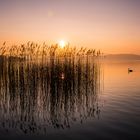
105,54,140,60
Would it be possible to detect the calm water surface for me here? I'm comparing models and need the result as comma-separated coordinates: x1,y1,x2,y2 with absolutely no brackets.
0,59,140,140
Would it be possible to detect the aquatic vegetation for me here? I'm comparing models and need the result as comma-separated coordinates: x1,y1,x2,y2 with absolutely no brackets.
0,42,101,134
0,42,100,59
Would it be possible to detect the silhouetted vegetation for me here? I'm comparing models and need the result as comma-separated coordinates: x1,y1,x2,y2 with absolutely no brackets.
0,42,101,134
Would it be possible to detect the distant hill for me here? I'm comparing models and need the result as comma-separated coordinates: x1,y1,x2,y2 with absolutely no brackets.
104,54,140,60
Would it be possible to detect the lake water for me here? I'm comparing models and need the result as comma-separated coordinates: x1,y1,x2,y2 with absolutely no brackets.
0,59,140,140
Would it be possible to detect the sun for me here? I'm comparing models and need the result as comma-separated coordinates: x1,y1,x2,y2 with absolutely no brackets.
59,40,66,48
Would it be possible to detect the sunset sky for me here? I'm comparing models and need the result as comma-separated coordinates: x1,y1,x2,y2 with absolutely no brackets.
0,0,140,54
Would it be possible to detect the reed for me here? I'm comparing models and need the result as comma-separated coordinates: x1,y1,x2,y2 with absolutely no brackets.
0,42,101,61
0,42,101,134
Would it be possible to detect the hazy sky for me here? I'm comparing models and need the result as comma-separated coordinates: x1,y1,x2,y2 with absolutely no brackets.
0,0,140,54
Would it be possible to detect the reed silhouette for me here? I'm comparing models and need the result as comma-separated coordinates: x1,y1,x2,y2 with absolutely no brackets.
0,42,101,135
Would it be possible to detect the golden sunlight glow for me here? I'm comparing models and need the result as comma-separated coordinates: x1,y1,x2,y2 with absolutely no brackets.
59,40,66,48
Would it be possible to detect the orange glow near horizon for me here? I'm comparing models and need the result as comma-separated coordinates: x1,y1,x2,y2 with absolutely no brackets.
59,40,66,48
0,0,140,54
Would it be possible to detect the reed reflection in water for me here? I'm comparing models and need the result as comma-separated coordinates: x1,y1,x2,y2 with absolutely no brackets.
0,55,101,135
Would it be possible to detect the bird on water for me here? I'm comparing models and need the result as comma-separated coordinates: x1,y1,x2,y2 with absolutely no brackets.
128,68,133,73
